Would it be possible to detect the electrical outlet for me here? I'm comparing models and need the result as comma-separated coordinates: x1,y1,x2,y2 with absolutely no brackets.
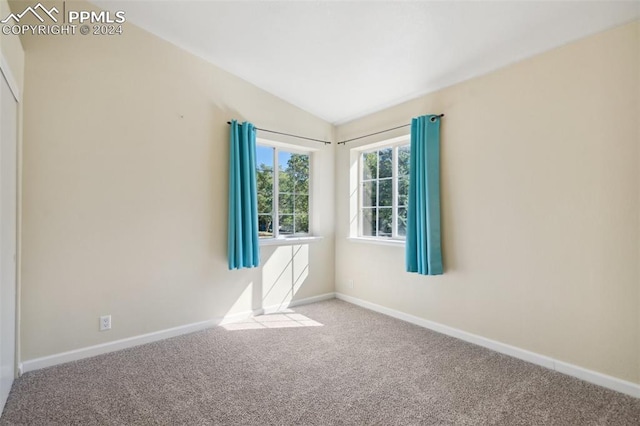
100,315,111,331
348,280,354,289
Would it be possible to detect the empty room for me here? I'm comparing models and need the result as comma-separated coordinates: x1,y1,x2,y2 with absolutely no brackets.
0,0,639,424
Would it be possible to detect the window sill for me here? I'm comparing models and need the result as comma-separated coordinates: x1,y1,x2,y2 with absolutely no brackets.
347,237,405,248
259,236,323,247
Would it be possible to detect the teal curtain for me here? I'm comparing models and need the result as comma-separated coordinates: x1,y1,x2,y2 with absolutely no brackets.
228,120,260,270
406,115,443,275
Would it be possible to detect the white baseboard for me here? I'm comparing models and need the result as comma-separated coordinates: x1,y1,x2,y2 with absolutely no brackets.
335,293,640,399
20,292,335,374
263,292,336,314
22,291,638,399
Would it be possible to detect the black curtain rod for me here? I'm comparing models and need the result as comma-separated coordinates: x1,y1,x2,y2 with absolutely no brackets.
337,114,444,145
226,122,331,145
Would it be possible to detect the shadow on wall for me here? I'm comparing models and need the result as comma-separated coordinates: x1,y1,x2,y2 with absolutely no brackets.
260,244,310,311
220,243,311,319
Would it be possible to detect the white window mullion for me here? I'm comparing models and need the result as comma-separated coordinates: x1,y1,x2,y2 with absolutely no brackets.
307,154,313,236
392,146,398,238
359,153,364,237
273,148,279,238
376,150,380,237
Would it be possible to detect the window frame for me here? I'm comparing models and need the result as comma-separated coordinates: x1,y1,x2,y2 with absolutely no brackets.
357,136,410,241
256,139,313,240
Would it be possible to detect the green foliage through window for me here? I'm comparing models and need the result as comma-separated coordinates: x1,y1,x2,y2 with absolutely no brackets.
361,144,409,238
256,145,310,238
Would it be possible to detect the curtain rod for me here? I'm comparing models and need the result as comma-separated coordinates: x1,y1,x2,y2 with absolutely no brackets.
337,114,444,145
226,121,331,145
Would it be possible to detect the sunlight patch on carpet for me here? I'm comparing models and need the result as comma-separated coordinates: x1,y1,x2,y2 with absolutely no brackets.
222,312,323,331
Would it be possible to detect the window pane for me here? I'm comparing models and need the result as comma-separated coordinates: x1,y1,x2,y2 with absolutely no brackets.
362,152,377,180
358,142,409,240
378,148,392,178
362,208,376,237
362,181,377,207
289,153,309,193
397,207,407,237
398,175,409,207
294,194,309,215
256,146,274,217
294,214,309,234
258,214,274,238
279,193,293,214
278,150,292,170
398,145,410,176
278,151,293,193
279,215,294,235
256,145,274,168
279,169,294,193
379,178,392,207
378,208,392,237
257,190,272,215
255,146,313,238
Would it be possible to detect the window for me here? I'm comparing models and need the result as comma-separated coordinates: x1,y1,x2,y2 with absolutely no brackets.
359,141,410,239
256,144,310,239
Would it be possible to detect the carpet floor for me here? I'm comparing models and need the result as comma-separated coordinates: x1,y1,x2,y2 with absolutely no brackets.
2,299,640,425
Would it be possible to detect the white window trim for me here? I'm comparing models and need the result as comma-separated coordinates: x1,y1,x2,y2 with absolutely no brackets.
256,138,315,241
355,135,410,242
260,236,323,247
347,236,404,247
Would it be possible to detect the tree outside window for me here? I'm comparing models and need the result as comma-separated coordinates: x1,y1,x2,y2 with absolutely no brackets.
360,144,409,239
256,145,310,238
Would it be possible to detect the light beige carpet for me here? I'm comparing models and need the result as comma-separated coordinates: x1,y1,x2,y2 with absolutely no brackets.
2,299,640,425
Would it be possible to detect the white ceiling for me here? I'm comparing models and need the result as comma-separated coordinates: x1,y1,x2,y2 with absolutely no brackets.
91,1,639,124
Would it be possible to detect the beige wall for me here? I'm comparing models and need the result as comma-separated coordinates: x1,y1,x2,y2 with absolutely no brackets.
335,21,640,383
18,1,334,360
12,0,640,386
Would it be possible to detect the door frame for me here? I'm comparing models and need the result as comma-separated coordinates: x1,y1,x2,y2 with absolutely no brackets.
0,53,21,383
